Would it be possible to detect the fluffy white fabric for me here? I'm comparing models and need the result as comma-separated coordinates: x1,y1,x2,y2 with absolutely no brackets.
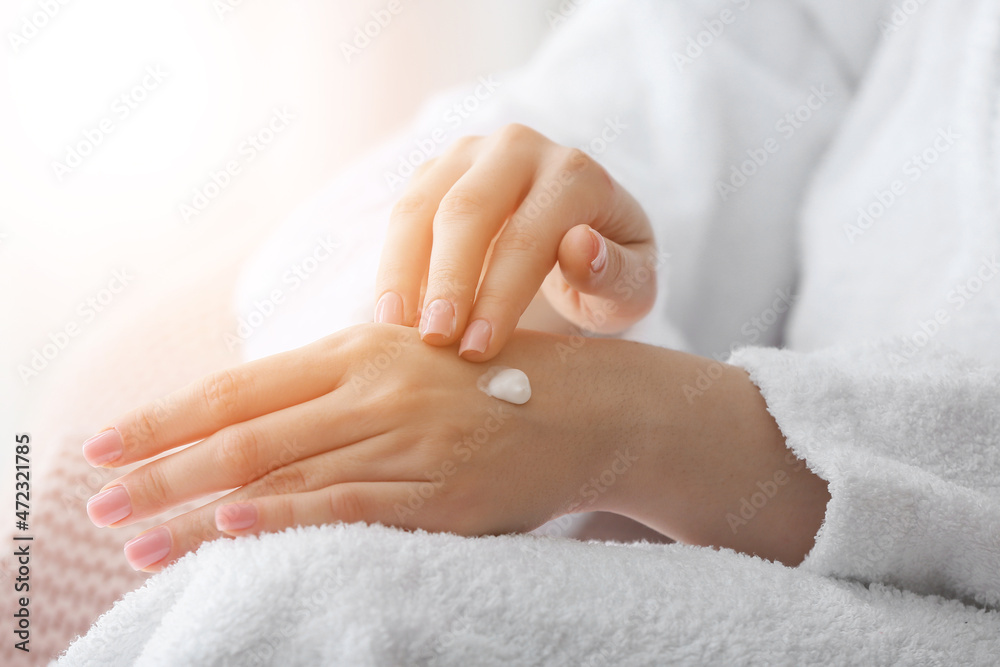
732,341,1000,609
55,523,1000,667
57,0,1000,663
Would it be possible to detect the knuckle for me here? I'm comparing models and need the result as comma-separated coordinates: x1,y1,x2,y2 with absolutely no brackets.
494,225,541,255
130,407,161,445
561,147,594,175
200,369,245,421
561,147,614,192
412,157,438,180
136,466,173,507
445,134,482,156
328,487,368,524
426,264,470,301
390,193,430,220
435,189,487,223
258,463,310,497
214,426,260,478
494,122,538,147
471,285,522,326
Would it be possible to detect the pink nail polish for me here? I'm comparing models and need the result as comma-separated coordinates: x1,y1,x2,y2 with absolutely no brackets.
82,429,123,467
589,228,608,274
420,299,455,339
215,503,258,531
459,320,492,356
374,292,403,325
87,486,132,527
123,526,172,571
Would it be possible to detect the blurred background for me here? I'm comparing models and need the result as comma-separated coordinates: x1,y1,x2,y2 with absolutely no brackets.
1,0,564,520
0,2,569,660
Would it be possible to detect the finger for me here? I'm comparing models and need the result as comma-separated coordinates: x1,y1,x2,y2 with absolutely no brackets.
553,224,658,332
87,388,401,527
90,333,349,469
419,126,540,346
118,441,419,572
457,155,609,360
213,481,461,537
375,140,479,327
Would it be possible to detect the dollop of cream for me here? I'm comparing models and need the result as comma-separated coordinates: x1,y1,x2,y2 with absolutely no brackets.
478,367,531,405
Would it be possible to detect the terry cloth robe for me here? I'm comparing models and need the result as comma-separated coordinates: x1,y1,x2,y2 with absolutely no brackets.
56,0,1000,664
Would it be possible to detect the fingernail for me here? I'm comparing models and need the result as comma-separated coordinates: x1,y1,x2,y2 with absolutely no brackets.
87,486,132,527
589,228,608,274
123,526,172,571
215,503,258,532
374,291,403,325
419,299,455,339
459,320,492,356
82,429,123,467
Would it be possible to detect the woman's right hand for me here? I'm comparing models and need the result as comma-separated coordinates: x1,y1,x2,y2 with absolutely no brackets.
374,123,659,362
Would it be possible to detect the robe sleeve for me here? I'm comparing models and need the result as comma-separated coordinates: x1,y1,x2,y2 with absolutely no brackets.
729,339,1000,608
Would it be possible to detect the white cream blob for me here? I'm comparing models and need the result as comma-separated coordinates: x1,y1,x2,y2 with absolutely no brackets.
478,367,531,405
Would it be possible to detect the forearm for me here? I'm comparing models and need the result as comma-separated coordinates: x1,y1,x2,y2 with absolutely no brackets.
589,342,830,566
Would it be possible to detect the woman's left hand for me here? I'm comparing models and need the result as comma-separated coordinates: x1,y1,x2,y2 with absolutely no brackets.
83,323,829,572
82,324,647,572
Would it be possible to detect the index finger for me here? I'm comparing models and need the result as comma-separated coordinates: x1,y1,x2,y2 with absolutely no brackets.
82,335,347,469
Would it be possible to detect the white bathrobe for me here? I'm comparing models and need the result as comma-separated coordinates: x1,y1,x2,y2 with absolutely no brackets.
58,0,1000,664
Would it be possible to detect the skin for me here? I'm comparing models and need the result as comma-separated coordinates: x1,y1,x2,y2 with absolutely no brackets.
86,124,830,571
374,123,659,359
91,325,829,572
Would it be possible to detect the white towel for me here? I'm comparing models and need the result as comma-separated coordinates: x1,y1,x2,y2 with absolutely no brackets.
54,522,1000,666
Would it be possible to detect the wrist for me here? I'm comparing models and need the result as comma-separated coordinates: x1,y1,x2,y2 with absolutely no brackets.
591,342,830,565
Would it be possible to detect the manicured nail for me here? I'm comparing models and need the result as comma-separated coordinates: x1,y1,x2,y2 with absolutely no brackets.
215,503,258,532
82,429,123,467
374,291,403,325
459,320,492,356
87,486,132,527
419,299,455,339
589,228,608,274
123,526,172,571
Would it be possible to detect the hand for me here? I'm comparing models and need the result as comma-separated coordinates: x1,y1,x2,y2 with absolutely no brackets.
374,123,659,361
82,325,638,572
82,324,829,572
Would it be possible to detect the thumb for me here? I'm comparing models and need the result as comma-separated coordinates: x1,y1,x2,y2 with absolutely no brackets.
554,224,658,332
